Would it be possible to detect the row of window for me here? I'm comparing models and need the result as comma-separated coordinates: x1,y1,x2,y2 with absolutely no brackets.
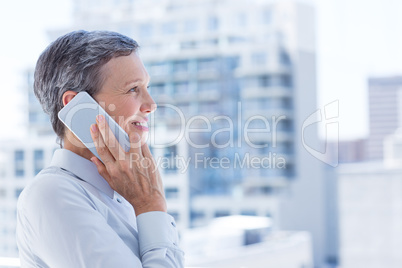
13,149,45,178
0,188,24,199
242,97,293,110
146,54,290,77
155,101,220,117
190,210,268,221
149,77,291,98
241,75,293,88
136,10,272,39
151,80,221,95
146,57,233,76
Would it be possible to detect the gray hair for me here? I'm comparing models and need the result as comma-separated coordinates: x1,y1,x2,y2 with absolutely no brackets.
33,30,139,144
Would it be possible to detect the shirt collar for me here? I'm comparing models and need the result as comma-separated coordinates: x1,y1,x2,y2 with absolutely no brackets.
50,149,114,199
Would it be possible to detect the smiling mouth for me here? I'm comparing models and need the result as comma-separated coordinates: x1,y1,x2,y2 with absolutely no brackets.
133,122,147,127
131,121,149,131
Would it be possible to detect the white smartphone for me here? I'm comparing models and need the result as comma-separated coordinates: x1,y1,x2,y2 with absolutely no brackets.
58,91,130,162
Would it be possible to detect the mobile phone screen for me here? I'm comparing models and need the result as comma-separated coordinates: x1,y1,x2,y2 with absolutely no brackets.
58,92,130,162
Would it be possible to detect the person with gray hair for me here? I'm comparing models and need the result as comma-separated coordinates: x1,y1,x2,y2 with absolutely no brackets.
16,30,184,267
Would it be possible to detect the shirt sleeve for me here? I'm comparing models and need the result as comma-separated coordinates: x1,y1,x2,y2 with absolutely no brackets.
137,212,184,268
16,175,184,268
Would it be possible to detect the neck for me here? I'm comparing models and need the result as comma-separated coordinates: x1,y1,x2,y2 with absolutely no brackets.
63,131,95,161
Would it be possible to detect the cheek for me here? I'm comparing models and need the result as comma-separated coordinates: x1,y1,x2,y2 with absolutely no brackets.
106,98,141,119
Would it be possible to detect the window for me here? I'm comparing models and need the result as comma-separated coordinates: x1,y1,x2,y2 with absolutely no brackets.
214,211,230,218
258,75,271,87
224,56,239,71
261,9,272,24
240,210,257,216
162,22,177,35
251,52,267,66
173,60,189,74
271,75,292,87
0,162,5,178
28,90,38,105
199,102,219,113
168,211,180,221
207,16,219,31
280,51,291,66
198,58,218,72
190,211,205,221
150,84,165,96
275,119,292,131
281,75,292,87
174,82,189,95
184,19,198,32
165,188,179,199
34,149,44,175
282,97,292,109
139,24,153,39
14,150,24,177
178,103,190,115
181,41,197,50
244,99,271,111
29,112,37,123
0,188,6,198
228,36,247,45
235,13,247,27
285,164,295,177
15,188,23,199
272,141,293,154
198,80,219,93
163,146,178,173
0,208,6,218
148,62,169,76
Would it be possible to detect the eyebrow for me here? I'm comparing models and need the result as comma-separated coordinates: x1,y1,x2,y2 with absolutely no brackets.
123,77,151,88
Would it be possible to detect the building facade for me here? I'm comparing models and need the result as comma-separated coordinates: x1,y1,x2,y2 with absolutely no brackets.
0,138,58,257
367,76,402,160
337,162,402,268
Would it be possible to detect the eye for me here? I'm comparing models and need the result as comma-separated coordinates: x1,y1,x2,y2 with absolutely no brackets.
128,87,139,93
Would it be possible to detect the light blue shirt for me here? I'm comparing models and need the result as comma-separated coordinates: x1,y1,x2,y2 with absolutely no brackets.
16,149,184,268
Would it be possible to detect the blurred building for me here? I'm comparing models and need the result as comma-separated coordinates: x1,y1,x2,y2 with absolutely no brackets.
367,76,402,160
337,130,402,268
0,69,59,258
181,215,313,267
0,138,58,258
327,139,367,164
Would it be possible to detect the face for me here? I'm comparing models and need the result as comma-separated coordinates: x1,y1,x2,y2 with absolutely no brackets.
94,52,156,145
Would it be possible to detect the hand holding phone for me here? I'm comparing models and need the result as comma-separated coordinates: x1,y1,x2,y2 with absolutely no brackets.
58,91,167,214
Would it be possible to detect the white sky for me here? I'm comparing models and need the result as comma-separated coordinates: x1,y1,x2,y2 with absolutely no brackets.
0,0,401,141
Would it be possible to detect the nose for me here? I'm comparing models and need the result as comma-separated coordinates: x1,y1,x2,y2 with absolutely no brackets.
140,90,157,114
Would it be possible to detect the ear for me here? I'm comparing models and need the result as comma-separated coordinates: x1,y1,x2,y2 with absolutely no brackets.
62,91,78,106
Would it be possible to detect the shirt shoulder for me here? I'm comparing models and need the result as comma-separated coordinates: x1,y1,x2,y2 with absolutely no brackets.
17,166,97,214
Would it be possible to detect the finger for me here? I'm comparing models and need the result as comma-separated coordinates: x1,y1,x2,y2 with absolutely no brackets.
90,123,115,165
140,143,163,192
96,115,125,161
128,132,142,156
141,143,158,171
140,143,156,172
90,156,111,181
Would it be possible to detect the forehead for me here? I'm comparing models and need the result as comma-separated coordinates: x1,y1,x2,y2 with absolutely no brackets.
100,52,150,88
